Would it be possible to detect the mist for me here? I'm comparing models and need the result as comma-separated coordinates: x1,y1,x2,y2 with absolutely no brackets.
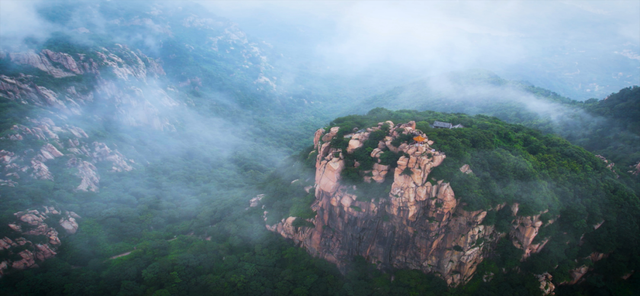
204,0,640,100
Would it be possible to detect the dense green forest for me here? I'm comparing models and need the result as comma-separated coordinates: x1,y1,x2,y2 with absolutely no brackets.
574,86,640,184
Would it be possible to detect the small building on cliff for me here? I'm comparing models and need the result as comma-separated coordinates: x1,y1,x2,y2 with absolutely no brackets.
433,121,452,129
432,121,464,129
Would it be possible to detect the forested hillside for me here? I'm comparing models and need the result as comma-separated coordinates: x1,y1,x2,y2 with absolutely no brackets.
576,86,640,183
355,73,640,190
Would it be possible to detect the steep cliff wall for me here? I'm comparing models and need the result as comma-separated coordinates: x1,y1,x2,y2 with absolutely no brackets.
267,121,551,286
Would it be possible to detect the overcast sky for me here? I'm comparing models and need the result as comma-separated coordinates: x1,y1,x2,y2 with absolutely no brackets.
203,0,640,99
1,0,639,99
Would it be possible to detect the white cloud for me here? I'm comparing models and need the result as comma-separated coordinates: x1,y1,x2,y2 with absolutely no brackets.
0,0,53,47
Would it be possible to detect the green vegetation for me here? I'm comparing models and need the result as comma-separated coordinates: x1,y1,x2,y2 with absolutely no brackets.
575,86,640,183
292,218,315,228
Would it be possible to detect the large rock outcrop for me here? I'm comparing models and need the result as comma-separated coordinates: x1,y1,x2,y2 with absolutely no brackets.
509,204,552,260
267,121,553,286
0,207,80,277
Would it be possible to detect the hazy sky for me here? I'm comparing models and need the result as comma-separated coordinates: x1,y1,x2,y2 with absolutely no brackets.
203,0,639,64
204,0,640,99
1,0,639,99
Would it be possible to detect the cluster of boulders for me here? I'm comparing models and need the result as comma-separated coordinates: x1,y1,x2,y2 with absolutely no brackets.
595,155,618,178
630,161,640,176
0,118,133,192
0,207,80,277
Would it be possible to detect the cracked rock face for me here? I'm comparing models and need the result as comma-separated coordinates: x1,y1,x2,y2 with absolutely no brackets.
268,121,556,286
0,207,80,277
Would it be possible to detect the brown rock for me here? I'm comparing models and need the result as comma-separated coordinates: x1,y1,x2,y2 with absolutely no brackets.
590,252,607,262
42,50,83,74
631,161,640,176
9,51,74,78
30,159,53,180
40,143,63,160
75,160,99,192
34,244,57,261
346,132,369,154
2,207,78,275
59,217,79,234
12,250,36,270
92,142,133,172
249,194,264,208
536,273,556,295
0,238,12,250
0,261,8,277
19,212,44,225
459,164,473,174
567,265,589,285
313,129,325,149
316,158,345,194
321,127,340,142
371,163,389,183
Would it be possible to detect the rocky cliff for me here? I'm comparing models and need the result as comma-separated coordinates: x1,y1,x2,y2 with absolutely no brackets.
0,206,80,277
267,121,554,286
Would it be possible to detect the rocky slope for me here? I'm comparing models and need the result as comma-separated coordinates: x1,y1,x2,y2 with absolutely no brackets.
267,121,555,286
0,206,80,277
0,116,133,191
0,44,175,191
1,45,174,127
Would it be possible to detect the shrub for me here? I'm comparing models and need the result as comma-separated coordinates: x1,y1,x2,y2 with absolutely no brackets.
401,167,413,176
292,218,314,228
